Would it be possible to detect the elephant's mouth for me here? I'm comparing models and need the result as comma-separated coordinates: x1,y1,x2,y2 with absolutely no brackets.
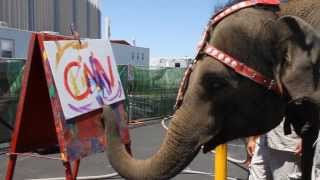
202,136,221,153
200,127,225,153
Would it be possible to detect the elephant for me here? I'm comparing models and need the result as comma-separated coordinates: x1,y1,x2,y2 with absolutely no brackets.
103,0,320,179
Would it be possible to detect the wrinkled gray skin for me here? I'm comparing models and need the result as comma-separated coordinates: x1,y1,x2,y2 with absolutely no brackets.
104,0,320,179
278,0,320,103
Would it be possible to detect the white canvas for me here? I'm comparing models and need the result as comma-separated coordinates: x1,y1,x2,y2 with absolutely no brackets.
44,39,125,119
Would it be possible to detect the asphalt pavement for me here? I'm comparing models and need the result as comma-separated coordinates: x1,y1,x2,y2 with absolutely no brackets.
0,120,249,180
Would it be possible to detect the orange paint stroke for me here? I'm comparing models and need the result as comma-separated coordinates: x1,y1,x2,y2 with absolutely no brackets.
54,41,88,68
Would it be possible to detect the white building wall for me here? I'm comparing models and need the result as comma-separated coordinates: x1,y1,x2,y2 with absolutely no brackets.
151,57,193,68
111,43,150,67
0,27,31,58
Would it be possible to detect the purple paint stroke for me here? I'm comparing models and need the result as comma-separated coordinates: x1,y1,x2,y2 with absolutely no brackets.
68,81,123,114
102,81,123,102
88,54,113,95
68,103,93,113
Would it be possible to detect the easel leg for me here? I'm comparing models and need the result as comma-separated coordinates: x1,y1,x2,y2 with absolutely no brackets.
63,161,74,180
5,154,17,180
72,160,80,179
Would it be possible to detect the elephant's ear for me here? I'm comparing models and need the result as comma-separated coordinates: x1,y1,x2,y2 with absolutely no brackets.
274,16,320,136
274,15,320,99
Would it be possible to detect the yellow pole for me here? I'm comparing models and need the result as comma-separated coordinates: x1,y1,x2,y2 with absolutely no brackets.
214,144,227,180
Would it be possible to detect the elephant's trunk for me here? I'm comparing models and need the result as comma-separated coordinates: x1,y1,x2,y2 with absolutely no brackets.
104,103,204,180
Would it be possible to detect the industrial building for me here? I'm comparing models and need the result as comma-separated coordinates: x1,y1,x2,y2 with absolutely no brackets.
0,27,31,59
0,0,150,66
0,0,101,38
111,40,150,67
0,26,150,67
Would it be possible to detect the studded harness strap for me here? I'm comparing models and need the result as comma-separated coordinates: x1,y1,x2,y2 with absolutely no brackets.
175,0,281,109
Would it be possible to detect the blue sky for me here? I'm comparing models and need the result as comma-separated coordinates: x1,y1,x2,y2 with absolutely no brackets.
101,0,227,58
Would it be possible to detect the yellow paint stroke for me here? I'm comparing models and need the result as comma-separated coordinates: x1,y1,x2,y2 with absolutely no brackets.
70,70,81,96
42,51,48,61
54,41,88,68
81,76,86,88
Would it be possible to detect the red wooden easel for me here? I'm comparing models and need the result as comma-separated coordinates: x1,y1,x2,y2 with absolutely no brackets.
5,33,130,180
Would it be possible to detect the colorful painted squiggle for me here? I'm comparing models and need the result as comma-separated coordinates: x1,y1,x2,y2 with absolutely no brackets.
44,39,125,119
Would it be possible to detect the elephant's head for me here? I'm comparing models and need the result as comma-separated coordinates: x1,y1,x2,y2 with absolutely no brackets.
104,2,320,180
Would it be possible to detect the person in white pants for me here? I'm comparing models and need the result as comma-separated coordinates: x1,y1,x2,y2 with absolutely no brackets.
247,120,302,180
312,131,320,180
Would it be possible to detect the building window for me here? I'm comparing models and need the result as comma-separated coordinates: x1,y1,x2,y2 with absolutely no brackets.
142,53,144,60
137,52,139,60
131,52,135,60
0,39,14,58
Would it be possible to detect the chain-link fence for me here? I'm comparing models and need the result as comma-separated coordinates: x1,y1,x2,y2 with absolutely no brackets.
0,60,185,144
118,65,185,120
0,58,25,144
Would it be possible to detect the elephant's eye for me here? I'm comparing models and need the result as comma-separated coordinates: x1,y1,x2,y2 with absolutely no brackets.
208,81,227,92
211,82,225,90
202,74,228,92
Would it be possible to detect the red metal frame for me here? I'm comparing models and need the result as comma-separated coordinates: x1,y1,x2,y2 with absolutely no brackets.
5,33,129,180
5,33,77,180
